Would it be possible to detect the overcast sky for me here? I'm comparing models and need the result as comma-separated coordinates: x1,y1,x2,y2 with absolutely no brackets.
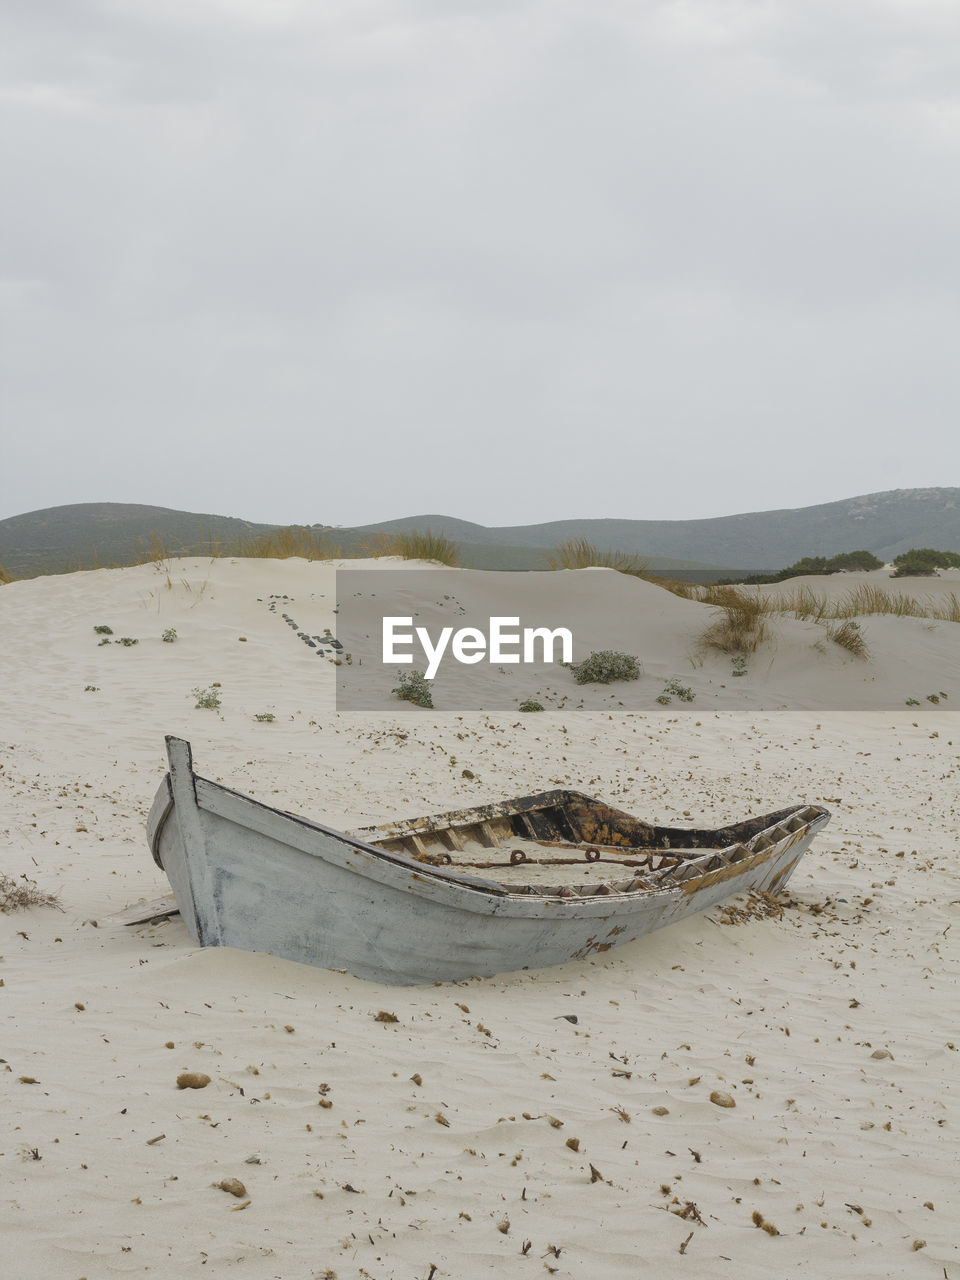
2,0,958,528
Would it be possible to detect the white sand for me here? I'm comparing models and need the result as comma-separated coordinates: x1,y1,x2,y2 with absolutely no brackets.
1,558,957,1278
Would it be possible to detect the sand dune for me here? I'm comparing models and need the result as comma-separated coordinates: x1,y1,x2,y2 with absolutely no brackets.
1,558,956,1277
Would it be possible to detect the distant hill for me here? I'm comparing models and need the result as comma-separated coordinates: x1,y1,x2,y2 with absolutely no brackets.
0,503,275,577
342,488,960,567
1,488,957,579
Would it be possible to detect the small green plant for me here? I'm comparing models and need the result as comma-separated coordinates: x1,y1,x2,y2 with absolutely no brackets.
193,685,222,710
392,670,434,708
254,712,275,722
905,698,920,706
519,699,544,712
656,694,671,705
93,625,113,635
731,656,748,677
117,637,138,647
83,685,99,692
568,651,642,685
98,637,112,646
663,678,695,702
161,628,178,643
926,693,940,704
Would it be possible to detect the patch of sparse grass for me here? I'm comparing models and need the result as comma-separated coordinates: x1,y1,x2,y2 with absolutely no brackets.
254,712,275,722
0,562,15,585
545,539,648,577
699,587,771,655
193,685,222,709
568,651,642,684
364,530,461,566
392,670,434,708
905,697,920,706
83,685,99,692
235,526,343,561
117,637,138,646
764,583,960,623
97,637,111,646
825,619,869,658
518,699,544,712
1,873,61,914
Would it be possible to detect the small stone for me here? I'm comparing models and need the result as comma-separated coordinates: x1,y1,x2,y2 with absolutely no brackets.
176,1071,211,1090
652,1106,670,1116
216,1178,247,1197
870,1049,893,1060
565,1137,580,1152
709,1090,736,1108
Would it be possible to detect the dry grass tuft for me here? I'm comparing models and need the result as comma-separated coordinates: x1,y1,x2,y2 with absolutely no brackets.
235,526,343,561
698,587,771,654
0,873,61,913
544,538,648,577
0,561,15,585
825,618,869,658
766,583,960,623
362,530,460,565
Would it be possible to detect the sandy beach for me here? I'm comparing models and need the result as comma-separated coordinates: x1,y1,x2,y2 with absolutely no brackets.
1,557,957,1278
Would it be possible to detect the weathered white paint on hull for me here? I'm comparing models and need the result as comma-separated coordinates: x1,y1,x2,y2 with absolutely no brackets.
148,738,830,986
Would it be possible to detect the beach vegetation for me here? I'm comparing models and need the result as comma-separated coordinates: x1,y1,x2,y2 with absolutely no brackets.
117,636,138,646
1,873,61,914
93,624,113,635
699,587,771,655
161,628,177,643
234,525,343,561
519,699,544,711
568,650,642,684
891,547,960,577
663,678,695,701
83,685,99,692
193,685,222,709
545,538,648,577
364,530,460,566
0,561,15,585
825,619,869,658
392,669,434,708
254,712,275,722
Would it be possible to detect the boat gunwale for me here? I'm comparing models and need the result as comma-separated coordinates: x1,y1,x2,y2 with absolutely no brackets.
149,738,831,911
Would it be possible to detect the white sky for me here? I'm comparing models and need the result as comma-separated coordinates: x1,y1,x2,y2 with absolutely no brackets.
2,0,958,526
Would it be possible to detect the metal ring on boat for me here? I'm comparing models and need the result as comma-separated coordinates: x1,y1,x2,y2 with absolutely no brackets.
585,848,600,862
510,849,528,864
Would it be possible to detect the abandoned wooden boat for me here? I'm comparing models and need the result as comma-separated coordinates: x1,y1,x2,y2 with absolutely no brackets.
142,736,831,985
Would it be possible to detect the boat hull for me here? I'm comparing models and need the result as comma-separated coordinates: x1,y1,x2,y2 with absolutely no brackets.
147,738,831,985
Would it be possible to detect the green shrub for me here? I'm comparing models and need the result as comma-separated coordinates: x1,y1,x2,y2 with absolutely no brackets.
117,637,138,647
93,624,113,635
663,678,695,701
731,656,748,677
254,712,275,722
193,685,222,709
98,637,112,646
392,670,434,708
161,628,178,643
519,699,544,712
568,651,642,684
